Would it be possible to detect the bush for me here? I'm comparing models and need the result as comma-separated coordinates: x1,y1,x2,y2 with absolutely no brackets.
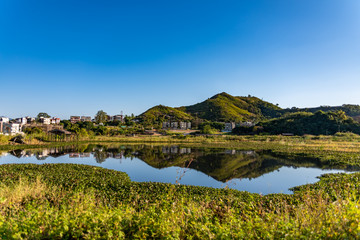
23,127,43,134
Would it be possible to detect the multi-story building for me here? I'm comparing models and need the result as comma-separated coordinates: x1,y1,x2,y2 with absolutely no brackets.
162,122,170,129
170,122,178,129
0,122,21,135
111,115,124,122
15,117,27,125
70,116,81,124
39,117,51,125
163,121,191,130
80,116,92,122
179,121,191,130
50,118,61,124
0,117,9,123
26,117,36,124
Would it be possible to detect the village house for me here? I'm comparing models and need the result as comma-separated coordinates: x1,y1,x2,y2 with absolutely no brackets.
0,122,22,135
0,117,24,135
162,122,170,128
39,117,51,125
223,122,236,132
179,121,191,130
15,117,27,125
111,114,124,122
170,122,178,129
0,117,9,123
70,116,81,123
80,116,92,122
50,117,61,124
26,117,36,124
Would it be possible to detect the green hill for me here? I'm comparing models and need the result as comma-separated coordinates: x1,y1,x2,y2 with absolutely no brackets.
280,104,360,122
260,110,360,135
139,105,193,125
138,92,360,126
180,92,281,122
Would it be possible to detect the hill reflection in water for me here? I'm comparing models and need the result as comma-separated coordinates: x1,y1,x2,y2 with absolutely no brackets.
1,144,357,194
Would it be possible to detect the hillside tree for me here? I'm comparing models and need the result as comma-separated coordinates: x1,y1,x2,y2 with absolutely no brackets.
95,110,108,123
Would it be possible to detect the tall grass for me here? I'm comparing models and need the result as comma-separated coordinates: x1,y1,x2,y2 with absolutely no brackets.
0,178,359,239
0,164,359,238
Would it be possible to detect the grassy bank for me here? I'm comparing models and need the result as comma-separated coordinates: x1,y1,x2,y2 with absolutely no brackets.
0,164,359,239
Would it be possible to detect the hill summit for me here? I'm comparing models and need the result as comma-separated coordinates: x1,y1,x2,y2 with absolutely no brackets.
140,92,281,124
178,92,281,122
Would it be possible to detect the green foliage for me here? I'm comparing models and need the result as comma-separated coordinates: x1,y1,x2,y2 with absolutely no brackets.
260,110,360,135
232,125,262,135
95,110,108,123
280,104,360,121
181,92,281,122
36,112,50,119
199,124,217,134
198,122,224,131
139,105,193,126
0,135,11,144
23,127,44,134
0,164,360,238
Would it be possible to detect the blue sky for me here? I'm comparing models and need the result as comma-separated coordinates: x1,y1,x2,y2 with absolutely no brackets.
1,0,359,119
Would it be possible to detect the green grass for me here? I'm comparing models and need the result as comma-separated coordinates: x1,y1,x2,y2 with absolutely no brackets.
0,164,359,239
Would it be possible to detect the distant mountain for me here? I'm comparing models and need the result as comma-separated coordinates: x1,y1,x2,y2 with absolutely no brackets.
178,92,281,122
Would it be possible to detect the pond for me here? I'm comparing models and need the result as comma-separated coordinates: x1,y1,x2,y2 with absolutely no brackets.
0,144,357,194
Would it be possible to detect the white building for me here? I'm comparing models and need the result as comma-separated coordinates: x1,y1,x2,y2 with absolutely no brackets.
15,117,27,125
51,118,61,124
163,121,191,130
39,117,51,125
170,122,178,129
179,121,191,130
0,122,21,135
26,117,36,124
0,117,9,123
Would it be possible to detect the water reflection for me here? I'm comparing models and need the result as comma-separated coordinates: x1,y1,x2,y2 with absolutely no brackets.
1,145,358,194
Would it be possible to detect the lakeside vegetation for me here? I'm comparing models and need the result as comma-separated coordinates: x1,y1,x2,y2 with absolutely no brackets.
3,133,360,168
1,134,360,237
0,164,359,238
3,91,360,238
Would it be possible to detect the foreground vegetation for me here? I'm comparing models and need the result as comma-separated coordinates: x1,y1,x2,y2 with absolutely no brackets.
0,164,359,239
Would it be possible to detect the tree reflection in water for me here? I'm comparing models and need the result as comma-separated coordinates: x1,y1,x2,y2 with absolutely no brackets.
7,144,359,183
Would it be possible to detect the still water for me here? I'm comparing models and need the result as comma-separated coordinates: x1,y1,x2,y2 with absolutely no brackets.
0,144,356,194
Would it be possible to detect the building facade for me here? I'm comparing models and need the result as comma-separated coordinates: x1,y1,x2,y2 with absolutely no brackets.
0,122,21,135
51,118,61,124
223,122,236,132
80,116,92,122
70,116,81,124
39,117,51,125
162,121,191,130
111,115,124,122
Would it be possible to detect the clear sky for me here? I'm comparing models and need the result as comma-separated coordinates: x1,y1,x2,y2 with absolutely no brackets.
1,0,359,119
